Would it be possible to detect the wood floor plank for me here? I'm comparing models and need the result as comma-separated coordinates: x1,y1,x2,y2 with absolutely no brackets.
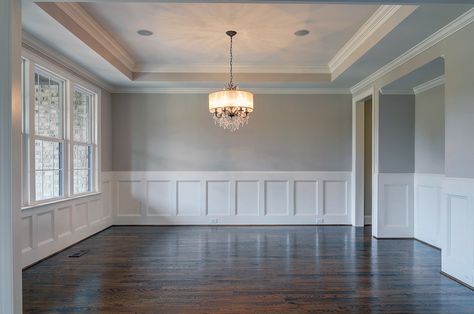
23,226,474,313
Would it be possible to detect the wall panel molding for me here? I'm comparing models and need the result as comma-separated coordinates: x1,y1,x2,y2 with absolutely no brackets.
20,172,113,268
414,173,443,248
112,171,351,225
442,177,474,288
376,173,414,238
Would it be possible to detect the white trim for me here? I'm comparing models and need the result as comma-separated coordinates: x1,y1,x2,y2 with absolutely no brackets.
329,5,415,78
380,89,414,95
22,32,113,92
371,92,380,237
413,75,445,94
112,87,352,94
364,215,372,225
351,87,374,228
20,172,113,268
0,0,22,311
56,2,135,71
376,173,414,238
111,171,352,225
134,64,330,74
442,176,474,288
414,173,443,248
351,8,474,95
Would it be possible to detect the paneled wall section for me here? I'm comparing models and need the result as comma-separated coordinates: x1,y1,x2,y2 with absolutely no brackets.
21,172,113,268
112,172,352,225
442,177,474,288
375,173,414,238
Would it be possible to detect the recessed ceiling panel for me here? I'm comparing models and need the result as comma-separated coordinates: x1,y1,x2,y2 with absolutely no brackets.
81,3,379,71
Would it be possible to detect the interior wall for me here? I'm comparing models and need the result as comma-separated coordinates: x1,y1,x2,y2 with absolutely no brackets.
444,25,474,178
415,85,445,174
109,93,354,225
19,48,114,268
366,19,474,286
364,99,372,218
413,84,445,248
378,94,415,173
111,93,353,172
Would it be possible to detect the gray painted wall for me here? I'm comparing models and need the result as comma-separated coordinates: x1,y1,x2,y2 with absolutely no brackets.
111,93,352,171
415,85,445,174
101,90,112,172
378,94,415,173
371,22,474,178
444,25,474,178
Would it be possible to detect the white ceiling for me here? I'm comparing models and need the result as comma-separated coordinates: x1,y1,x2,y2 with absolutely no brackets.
80,3,379,72
21,1,473,92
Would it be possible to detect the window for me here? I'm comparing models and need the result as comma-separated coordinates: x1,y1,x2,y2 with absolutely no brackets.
72,88,94,195
33,69,65,201
21,57,99,206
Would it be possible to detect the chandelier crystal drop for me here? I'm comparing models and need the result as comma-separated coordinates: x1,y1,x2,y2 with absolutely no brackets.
209,31,254,132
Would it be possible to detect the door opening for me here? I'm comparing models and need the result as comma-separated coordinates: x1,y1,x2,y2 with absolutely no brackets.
364,99,373,225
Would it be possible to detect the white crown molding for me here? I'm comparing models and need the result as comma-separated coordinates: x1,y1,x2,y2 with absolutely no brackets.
413,75,445,94
55,3,135,71
22,31,114,92
134,64,330,74
113,87,351,95
380,89,414,95
329,5,403,73
351,8,474,95
329,5,417,80
57,3,135,71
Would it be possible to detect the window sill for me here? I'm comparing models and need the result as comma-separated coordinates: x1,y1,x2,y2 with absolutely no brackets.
21,192,102,211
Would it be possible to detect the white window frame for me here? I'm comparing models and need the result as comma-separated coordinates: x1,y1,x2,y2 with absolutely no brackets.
29,65,67,205
70,84,98,196
21,50,101,208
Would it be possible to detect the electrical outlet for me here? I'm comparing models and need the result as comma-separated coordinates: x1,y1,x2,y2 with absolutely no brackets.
211,218,218,224
316,218,324,224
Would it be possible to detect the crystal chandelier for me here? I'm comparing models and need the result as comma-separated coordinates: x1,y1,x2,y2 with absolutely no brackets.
209,31,254,132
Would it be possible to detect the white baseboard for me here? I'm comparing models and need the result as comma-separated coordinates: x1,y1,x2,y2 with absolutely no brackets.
21,172,113,268
111,171,352,225
364,215,372,225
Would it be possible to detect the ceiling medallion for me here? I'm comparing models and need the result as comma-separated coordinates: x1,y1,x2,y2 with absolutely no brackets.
209,30,254,132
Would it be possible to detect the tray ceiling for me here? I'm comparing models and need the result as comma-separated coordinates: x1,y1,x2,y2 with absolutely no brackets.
21,1,474,92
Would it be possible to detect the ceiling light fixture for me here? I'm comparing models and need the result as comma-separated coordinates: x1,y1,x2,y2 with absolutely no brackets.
137,29,153,36
209,31,254,132
294,29,310,36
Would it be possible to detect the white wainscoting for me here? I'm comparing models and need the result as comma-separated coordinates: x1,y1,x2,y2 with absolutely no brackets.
21,172,113,268
414,173,444,248
442,177,474,288
375,173,414,238
112,171,352,225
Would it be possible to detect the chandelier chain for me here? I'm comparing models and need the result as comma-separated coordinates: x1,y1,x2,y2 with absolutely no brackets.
229,34,233,87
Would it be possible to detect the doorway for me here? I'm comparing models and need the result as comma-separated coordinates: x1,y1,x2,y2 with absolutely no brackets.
363,99,373,225
352,92,374,227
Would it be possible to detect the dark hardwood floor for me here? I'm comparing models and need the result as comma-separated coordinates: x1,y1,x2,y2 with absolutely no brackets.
23,226,474,313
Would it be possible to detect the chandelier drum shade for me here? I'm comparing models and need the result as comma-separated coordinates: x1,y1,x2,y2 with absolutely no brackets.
209,31,254,131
